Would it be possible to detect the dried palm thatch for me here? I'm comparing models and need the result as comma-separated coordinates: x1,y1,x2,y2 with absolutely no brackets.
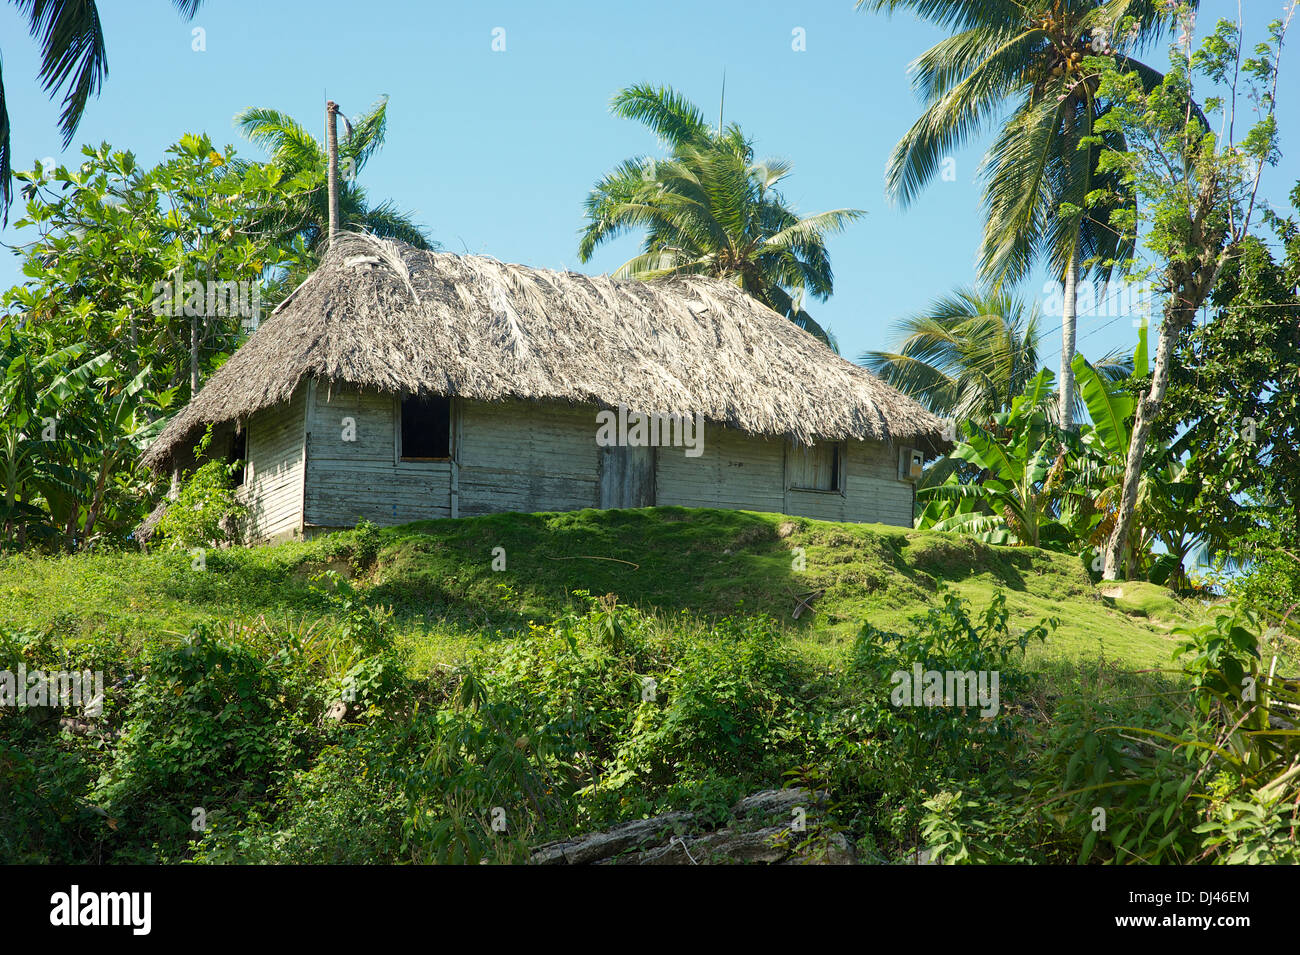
143,234,948,470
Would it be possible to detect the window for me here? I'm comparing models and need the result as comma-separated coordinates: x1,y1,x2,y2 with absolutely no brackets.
229,428,247,486
788,440,843,492
400,394,452,459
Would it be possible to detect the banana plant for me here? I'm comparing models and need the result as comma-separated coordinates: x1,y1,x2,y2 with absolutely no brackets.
1070,322,1217,584
0,330,113,547
67,366,170,545
916,369,1080,547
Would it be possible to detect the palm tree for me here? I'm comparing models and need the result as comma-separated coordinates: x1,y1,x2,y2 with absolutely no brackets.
861,285,1130,424
860,0,1187,427
578,83,863,348
861,287,1044,423
0,0,204,221
235,96,432,256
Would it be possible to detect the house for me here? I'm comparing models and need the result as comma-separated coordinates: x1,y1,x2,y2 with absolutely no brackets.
142,235,948,543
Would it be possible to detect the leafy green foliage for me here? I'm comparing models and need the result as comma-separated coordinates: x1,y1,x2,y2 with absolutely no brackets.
918,369,1078,547
0,134,314,550
1162,226,1300,611
154,457,245,550
578,83,862,347
91,626,321,860
0,627,107,863
1032,602,1300,864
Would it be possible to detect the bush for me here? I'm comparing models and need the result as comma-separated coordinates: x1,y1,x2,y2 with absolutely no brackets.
609,616,812,786
0,628,106,863
154,460,245,550
350,519,382,573
92,627,320,861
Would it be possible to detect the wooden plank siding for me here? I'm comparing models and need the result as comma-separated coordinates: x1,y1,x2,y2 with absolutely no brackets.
303,384,452,530
458,399,599,516
656,424,913,525
655,423,787,514
239,383,917,540
845,439,915,526
237,385,307,543
784,440,913,525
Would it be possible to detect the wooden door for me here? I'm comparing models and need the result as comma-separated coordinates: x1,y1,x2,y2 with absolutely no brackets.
599,445,655,508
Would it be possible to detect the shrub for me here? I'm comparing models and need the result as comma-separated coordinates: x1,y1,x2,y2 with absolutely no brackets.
154,460,245,550
349,519,382,573
93,627,319,861
609,615,813,787
0,628,105,863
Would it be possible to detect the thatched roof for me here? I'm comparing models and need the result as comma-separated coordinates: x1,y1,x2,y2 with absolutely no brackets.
143,234,948,470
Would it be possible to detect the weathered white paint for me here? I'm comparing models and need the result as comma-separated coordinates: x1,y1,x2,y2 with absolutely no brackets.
237,385,307,542
655,422,786,513
303,384,452,530
237,383,917,539
457,398,598,516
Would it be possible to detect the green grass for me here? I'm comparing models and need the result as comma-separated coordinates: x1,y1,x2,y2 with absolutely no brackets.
0,507,1208,673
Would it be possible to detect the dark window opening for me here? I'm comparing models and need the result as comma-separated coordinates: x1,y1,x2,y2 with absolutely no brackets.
229,429,247,486
401,394,451,459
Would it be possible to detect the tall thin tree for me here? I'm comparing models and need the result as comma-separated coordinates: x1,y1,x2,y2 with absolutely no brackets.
861,0,1187,427
325,100,341,246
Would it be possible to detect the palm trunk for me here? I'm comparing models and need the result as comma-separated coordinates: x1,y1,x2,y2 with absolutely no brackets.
325,101,341,246
1059,248,1079,430
190,313,199,396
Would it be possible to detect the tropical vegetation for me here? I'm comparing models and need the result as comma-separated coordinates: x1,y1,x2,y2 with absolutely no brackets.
0,0,1297,870
578,83,864,347
861,0,1187,427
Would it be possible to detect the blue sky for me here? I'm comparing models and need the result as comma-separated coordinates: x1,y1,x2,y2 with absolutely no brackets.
1,0,1295,367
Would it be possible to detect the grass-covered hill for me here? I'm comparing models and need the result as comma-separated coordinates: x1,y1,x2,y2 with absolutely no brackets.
0,506,1201,672
13,508,1294,867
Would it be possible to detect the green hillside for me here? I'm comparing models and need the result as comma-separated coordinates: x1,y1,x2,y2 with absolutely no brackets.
10,508,1290,868
0,507,1202,672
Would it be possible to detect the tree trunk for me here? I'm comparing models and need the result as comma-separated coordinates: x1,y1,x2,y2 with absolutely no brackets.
325,101,341,246
1103,171,1227,581
1103,299,1184,580
190,313,199,396
1059,249,1079,430
81,452,113,543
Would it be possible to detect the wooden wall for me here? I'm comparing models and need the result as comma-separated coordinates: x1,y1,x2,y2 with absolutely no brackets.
238,383,917,537
655,423,787,513
654,424,914,526
238,385,307,543
784,440,914,526
303,383,452,530
457,399,599,516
